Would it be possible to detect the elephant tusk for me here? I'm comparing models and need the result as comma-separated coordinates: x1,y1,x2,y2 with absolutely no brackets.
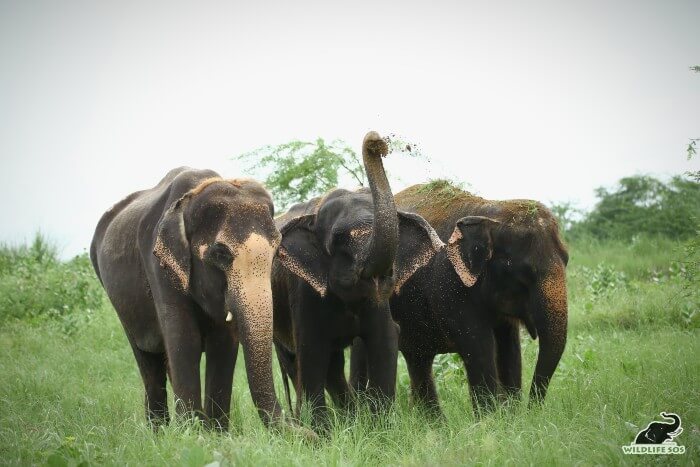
226,312,233,322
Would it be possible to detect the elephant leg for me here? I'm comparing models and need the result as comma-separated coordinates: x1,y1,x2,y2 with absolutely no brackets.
404,351,440,416
453,324,498,414
297,338,332,430
349,336,369,393
131,344,169,428
362,303,399,411
159,303,204,420
326,350,352,411
204,327,238,431
494,321,522,400
291,286,335,429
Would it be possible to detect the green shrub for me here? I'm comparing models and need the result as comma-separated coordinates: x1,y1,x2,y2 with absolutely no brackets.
0,234,103,333
681,227,700,287
581,263,628,298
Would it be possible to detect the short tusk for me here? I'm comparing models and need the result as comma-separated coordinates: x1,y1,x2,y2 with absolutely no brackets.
226,312,233,322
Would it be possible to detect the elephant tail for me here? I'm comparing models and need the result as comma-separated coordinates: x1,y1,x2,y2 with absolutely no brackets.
89,237,104,286
275,344,295,416
280,359,293,415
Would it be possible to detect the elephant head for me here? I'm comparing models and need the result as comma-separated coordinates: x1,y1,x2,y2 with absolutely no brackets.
443,213,569,404
153,177,284,425
276,131,402,303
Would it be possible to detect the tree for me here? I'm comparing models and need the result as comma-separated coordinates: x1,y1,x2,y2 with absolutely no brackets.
237,135,418,210
683,66,700,296
237,138,365,210
689,139,698,161
548,201,583,235
689,66,700,163
570,175,700,240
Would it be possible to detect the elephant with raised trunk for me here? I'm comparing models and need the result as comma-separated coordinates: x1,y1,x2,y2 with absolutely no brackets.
90,167,287,431
273,132,442,428
351,180,569,414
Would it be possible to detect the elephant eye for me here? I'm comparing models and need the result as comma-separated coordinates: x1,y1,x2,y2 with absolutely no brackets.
333,231,350,246
205,242,234,268
201,203,222,219
337,249,353,263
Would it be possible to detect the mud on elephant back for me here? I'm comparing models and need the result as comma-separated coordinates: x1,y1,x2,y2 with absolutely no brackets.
90,167,295,432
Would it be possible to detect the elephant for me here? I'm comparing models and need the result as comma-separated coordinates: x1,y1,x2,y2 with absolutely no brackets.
272,132,442,428
635,413,683,444
350,180,569,414
90,167,287,431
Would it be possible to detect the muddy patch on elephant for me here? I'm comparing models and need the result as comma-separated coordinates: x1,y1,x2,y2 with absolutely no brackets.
153,236,189,291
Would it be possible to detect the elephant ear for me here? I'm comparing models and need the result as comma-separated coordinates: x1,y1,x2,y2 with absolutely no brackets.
394,212,445,294
276,214,329,297
446,216,499,287
153,196,191,292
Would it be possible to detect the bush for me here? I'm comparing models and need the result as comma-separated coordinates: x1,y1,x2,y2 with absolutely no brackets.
583,263,628,298
680,212,700,289
0,234,103,333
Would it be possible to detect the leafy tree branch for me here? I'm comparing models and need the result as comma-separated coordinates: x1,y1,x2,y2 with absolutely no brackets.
236,138,365,210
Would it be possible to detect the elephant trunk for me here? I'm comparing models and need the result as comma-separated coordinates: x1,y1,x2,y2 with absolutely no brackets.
227,281,283,427
529,261,568,404
359,131,399,279
662,412,681,431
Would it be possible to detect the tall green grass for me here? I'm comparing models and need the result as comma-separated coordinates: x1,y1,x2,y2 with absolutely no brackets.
0,235,698,465
564,235,699,331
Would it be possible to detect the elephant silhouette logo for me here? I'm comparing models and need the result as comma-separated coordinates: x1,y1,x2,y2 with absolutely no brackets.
622,412,686,455
635,412,683,444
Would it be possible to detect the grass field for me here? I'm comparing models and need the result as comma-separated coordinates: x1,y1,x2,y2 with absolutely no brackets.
0,235,698,465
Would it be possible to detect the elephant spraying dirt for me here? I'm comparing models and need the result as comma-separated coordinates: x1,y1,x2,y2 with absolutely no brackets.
272,132,443,429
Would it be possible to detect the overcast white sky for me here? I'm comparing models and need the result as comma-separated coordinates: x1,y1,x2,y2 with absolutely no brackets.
1,0,698,258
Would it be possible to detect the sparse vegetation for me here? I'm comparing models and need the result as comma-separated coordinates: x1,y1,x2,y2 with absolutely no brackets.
414,179,469,209
416,179,466,198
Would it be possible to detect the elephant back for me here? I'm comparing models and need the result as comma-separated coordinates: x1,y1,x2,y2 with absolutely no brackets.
395,180,566,257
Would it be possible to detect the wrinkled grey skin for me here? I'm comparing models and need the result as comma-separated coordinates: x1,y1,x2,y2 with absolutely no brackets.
90,167,285,430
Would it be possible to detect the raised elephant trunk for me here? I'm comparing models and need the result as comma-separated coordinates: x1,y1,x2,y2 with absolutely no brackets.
529,261,568,404
227,287,282,427
359,131,399,279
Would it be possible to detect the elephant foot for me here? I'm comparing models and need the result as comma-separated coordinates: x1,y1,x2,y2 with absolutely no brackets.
497,391,523,412
273,419,320,443
411,400,444,421
147,417,169,433
205,416,230,432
